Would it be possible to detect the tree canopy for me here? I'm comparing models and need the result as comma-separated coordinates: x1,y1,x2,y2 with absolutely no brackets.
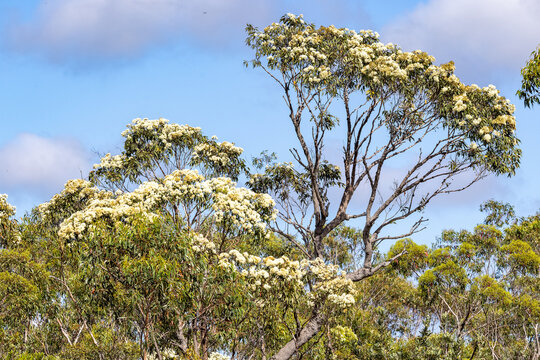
518,45,540,108
245,14,521,358
0,14,533,360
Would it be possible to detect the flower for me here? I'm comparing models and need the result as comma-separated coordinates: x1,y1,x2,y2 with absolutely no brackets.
0,194,16,219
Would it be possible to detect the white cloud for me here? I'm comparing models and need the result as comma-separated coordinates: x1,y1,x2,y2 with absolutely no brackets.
2,0,374,65
0,133,91,194
5,0,274,62
382,0,540,82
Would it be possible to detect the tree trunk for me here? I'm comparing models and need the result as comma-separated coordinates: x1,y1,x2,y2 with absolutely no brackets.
270,312,326,360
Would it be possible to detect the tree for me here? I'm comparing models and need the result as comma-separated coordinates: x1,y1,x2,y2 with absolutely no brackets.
4,117,365,359
410,202,539,359
34,118,277,360
76,118,363,359
0,14,526,360
518,45,540,108
245,14,521,359
280,202,539,360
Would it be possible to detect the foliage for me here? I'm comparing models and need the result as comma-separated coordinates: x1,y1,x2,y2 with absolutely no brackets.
0,14,531,360
518,45,540,108
245,13,520,358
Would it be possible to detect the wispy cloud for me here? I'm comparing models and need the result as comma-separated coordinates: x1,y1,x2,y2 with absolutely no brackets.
0,133,91,195
382,0,540,83
4,0,274,63
1,0,374,66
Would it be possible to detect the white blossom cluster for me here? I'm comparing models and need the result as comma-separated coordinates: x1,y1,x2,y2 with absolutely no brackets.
152,169,209,204
248,14,518,156
91,118,203,179
212,183,276,233
56,169,276,240
220,252,357,309
147,348,180,360
92,153,125,170
218,252,307,291
158,169,276,233
208,352,230,360
0,194,15,220
218,250,262,268
192,141,244,166
191,233,217,253
423,68,516,149
37,179,109,222
453,93,468,112
54,177,165,239
308,258,356,308
360,50,408,83
452,84,516,147
312,275,356,308
251,14,431,87
91,118,248,183
57,194,156,240
121,117,202,150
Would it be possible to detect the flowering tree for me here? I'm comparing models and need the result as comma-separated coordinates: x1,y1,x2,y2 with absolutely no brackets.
245,14,521,359
19,117,360,359
0,15,526,360
37,118,279,360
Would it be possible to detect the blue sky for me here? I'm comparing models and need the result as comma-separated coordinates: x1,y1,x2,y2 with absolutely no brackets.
1,0,540,246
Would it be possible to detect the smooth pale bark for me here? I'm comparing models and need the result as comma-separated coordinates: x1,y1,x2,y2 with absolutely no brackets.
270,312,325,360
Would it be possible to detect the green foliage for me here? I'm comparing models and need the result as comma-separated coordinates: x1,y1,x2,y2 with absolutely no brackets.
518,45,540,108
11,354,59,360
59,324,139,360
387,238,429,276
2,133,537,360
1,13,534,360
296,208,539,360
480,199,516,227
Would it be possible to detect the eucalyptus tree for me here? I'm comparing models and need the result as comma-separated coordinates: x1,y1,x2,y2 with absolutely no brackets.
408,202,540,359
518,45,540,108
1,14,526,360
246,14,521,359
36,118,276,360
74,118,365,359
7,114,356,359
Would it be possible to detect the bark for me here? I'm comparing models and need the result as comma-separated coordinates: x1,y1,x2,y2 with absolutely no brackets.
270,312,325,360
